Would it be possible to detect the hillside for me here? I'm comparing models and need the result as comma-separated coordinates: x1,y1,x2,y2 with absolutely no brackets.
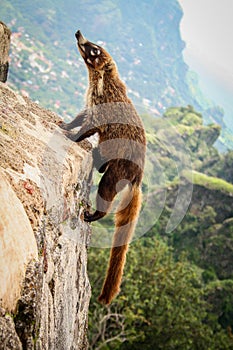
1,0,233,150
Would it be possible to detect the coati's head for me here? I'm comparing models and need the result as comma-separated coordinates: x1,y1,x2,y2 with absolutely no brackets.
75,30,115,73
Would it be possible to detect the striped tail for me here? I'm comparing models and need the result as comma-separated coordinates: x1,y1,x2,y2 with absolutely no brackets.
98,183,142,305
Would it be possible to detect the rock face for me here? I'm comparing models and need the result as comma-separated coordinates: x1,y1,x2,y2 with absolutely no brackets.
0,171,38,313
0,82,92,349
0,22,11,83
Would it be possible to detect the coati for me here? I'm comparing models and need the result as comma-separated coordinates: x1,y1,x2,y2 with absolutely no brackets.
61,30,146,305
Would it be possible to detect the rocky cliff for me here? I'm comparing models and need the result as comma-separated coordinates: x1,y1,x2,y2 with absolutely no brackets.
0,81,92,349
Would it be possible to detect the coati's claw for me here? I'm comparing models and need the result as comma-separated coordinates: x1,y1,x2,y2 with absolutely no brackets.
58,121,76,139
58,121,69,130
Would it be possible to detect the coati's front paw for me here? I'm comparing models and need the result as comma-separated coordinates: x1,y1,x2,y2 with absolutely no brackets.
60,130,78,141
58,121,70,130
66,132,79,141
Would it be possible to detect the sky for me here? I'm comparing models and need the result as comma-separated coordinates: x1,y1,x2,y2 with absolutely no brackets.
178,0,233,130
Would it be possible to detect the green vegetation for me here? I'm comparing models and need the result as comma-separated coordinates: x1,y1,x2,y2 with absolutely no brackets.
183,170,233,194
88,238,233,349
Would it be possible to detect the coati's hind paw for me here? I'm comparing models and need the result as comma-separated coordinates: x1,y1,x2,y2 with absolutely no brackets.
84,210,106,222
84,211,92,222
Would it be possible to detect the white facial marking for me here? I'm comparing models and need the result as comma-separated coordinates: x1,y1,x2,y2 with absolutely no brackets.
97,71,104,95
87,58,92,65
80,43,85,52
90,48,101,56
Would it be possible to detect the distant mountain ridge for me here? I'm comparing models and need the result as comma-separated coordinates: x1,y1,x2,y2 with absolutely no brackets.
1,0,233,149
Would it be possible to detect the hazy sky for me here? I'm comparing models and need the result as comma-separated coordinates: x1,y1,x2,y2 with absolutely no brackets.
178,0,233,129
178,0,233,83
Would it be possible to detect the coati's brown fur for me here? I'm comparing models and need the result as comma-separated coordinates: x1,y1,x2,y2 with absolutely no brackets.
61,31,146,305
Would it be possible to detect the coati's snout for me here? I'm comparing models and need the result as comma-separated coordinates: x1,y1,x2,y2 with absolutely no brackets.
75,30,113,71
75,30,89,50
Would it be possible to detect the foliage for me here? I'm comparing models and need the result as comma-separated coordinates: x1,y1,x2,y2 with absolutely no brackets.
205,280,233,331
206,150,233,184
183,170,233,194
88,238,233,349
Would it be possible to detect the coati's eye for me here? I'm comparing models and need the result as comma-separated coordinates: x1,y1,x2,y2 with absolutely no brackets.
90,48,101,56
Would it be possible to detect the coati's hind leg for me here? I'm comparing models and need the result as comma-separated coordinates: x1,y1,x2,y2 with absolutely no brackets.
84,164,126,222
84,167,117,222
92,147,109,173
